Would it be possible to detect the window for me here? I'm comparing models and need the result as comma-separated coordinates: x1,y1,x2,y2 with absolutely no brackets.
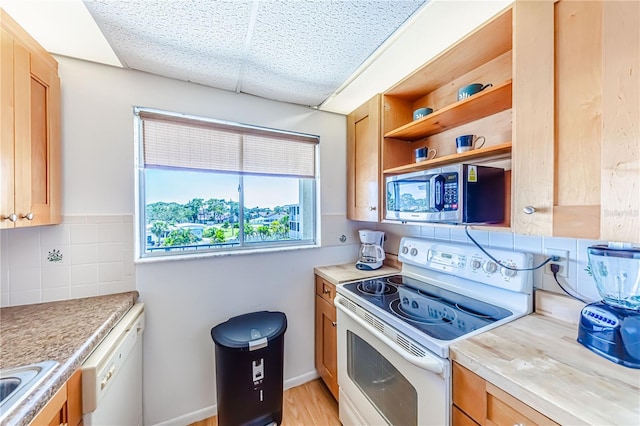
134,107,318,258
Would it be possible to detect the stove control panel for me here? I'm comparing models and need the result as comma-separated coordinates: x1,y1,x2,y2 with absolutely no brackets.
398,237,534,293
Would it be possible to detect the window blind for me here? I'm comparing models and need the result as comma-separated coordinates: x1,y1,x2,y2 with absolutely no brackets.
138,110,318,178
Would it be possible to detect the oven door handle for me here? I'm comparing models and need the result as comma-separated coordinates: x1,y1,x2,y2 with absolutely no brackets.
335,295,444,375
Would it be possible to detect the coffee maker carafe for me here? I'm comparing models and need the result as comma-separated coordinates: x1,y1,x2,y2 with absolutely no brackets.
577,244,640,368
356,230,385,271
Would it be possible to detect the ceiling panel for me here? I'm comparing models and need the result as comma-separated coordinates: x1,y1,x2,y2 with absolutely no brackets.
82,0,427,106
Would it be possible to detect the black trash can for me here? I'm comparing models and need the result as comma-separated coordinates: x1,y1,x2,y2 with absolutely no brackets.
211,311,287,426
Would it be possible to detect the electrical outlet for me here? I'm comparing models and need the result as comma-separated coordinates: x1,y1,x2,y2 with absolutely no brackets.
544,248,569,278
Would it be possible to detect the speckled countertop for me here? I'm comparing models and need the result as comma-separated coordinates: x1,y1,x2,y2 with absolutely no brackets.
0,291,139,426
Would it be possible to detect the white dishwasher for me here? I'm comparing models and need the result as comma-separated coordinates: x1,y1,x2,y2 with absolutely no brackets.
82,303,145,426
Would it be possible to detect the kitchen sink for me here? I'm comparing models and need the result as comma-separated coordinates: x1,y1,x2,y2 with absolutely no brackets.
0,360,58,419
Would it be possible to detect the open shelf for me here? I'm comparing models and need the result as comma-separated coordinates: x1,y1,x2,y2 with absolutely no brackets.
383,142,512,175
383,80,512,141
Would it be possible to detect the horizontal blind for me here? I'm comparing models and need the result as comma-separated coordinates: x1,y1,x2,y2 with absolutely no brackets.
139,110,318,178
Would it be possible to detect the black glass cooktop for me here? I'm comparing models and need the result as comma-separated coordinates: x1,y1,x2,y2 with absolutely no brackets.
342,274,512,341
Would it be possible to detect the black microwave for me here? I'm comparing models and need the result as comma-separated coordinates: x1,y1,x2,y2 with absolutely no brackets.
385,164,505,224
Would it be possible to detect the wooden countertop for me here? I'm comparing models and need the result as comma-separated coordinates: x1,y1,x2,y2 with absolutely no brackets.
451,291,640,425
314,263,400,284
0,291,139,426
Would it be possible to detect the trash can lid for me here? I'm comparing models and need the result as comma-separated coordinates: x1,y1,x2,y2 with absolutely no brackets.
211,311,287,349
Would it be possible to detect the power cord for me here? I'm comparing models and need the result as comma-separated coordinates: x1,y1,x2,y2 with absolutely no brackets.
550,263,588,303
464,225,555,271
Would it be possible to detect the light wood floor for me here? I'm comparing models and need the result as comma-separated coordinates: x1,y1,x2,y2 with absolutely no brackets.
189,379,340,426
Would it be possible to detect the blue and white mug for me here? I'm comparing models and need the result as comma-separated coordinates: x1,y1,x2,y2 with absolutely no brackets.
455,135,485,153
457,83,493,101
413,107,434,120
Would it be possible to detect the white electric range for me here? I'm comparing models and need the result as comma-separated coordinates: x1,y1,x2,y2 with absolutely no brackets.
335,237,534,426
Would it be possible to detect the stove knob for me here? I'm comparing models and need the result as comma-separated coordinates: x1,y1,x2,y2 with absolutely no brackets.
470,259,482,270
401,246,409,255
483,261,498,274
501,266,518,278
410,248,418,256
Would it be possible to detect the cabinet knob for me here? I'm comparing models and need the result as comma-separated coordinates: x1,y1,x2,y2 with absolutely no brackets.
332,321,337,327
523,206,536,215
3,213,18,222
323,288,331,294
369,206,377,211
22,212,34,221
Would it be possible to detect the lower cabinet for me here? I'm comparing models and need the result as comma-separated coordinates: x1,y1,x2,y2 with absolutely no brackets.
452,362,558,426
314,275,338,400
30,369,82,426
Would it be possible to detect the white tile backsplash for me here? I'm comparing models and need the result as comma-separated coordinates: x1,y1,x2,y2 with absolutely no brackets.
71,264,98,286
70,223,98,244
71,244,98,265
41,265,70,289
0,215,135,307
489,231,514,249
374,223,633,304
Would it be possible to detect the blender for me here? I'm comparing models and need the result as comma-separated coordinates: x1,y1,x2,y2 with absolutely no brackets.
355,230,385,271
577,244,640,368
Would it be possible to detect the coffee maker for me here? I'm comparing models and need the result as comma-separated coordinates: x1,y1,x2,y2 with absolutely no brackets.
577,244,640,368
355,230,385,271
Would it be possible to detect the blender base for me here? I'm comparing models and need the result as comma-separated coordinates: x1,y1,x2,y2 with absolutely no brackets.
577,301,640,369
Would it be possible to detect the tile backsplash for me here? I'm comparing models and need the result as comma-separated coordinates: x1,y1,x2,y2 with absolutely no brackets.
378,223,608,304
0,215,135,307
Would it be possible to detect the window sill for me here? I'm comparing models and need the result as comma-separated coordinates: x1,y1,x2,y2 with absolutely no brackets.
135,243,321,264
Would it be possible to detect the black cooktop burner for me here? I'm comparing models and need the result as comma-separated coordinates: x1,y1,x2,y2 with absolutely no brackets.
342,274,512,341
358,279,398,296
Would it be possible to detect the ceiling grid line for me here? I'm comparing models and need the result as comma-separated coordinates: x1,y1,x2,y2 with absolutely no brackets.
235,0,261,94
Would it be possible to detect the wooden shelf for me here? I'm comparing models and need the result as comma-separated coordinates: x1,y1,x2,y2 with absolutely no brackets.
383,142,512,175
384,80,512,141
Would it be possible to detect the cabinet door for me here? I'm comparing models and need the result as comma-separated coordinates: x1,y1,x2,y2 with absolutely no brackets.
66,369,83,426
600,0,640,242
347,94,381,222
1,27,16,228
511,0,555,237
0,10,61,229
315,294,338,400
513,0,639,241
30,382,67,426
13,36,61,227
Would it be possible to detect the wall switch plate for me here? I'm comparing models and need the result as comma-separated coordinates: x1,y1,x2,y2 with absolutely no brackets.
544,248,569,278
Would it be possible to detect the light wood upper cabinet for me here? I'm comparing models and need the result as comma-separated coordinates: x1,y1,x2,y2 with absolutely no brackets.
1,9,61,229
512,0,640,242
347,94,382,222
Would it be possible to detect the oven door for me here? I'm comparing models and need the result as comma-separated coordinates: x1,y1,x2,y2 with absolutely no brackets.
335,295,450,426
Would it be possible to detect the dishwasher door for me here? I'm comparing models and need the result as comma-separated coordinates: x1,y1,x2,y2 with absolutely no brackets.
82,302,145,426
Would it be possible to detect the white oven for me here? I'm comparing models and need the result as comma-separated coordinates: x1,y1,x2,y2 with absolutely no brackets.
335,237,534,426
336,294,449,426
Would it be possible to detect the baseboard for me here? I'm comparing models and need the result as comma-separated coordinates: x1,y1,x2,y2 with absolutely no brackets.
151,370,321,426
284,370,319,390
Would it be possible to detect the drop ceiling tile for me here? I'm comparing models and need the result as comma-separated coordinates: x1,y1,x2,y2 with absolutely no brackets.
84,0,428,106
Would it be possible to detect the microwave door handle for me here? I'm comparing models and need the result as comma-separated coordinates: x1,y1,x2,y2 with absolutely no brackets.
429,176,437,210
433,174,445,211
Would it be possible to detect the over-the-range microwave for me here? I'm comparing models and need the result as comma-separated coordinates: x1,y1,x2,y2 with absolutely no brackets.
385,164,505,224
